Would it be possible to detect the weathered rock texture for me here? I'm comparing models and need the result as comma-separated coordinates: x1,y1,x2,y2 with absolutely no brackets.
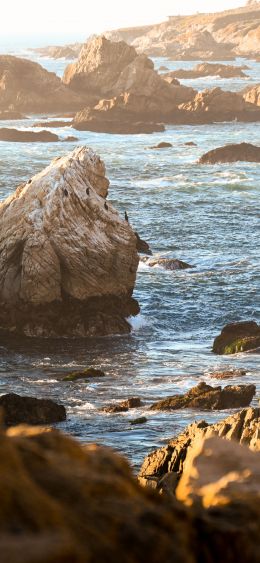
243,84,260,106
150,381,255,411
213,321,260,354
0,147,139,337
1,423,260,563
0,393,66,426
139,407,260,489
199,142,260,164
0,55,84,113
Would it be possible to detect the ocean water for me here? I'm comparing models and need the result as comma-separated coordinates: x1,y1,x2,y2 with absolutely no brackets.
0,49,259,470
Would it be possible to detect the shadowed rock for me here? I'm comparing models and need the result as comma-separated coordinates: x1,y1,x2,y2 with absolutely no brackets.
62,368,106,381
102,397,143,413
0,147,139,337
213,321,260,354
199,142,260,164
0,393,66,426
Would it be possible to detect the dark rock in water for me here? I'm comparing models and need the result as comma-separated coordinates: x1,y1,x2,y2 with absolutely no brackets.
0,128,60,142
0,393,66,426
131,416,147,425
141,257,193,270
208,368,247,379
62,368,105,381
0,111,27,120
184,141,197,146
199,142,260,164
63,136,78,142
150,141,172,149
103,397,143,413
150,381,256,410
135,232,152,255
33,120,72,128
213,321,260,354
139,406,260,487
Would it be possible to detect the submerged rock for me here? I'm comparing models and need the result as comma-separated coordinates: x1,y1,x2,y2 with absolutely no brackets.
62,368,105,381
199,142,260,164
150,381,255,411
103,397,143,413
0,393,66,426
150,141,172,149
0,128,60,142
141,257,193,270
0,147,139,337
131,416,147,425
139,407,260,488
213,321,260,354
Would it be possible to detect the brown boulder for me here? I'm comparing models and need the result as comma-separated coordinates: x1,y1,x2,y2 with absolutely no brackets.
103,397,143,413
150,381,255,411
0,55,85,113
150,142,172,149
0,393,66,426
208,368,247,379
139,407,260,488
0,128,60,142
199,142,260,164
213,321,260,354
62,368,106,382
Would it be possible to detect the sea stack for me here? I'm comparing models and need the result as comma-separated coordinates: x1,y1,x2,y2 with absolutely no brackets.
0,147,139,337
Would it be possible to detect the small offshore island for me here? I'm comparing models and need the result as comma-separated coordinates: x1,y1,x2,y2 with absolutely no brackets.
0,1,259,561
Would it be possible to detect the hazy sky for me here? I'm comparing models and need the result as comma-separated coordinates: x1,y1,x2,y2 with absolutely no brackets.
3,0,245,37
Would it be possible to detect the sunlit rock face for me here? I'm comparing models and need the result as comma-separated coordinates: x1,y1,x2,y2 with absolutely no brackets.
0,147,139,337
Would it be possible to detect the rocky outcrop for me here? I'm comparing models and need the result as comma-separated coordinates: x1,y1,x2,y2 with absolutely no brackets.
242,84,260,106
139,407,260,488
0,147,139,337
0,55,84,113
0,423,259,562
135,232,152,255
0,128,60,142
0,393,66,426
30,43,82,60
141,257,193,270
177,87,260,124
199,142,260,163
169,63,248,79
102,397,143,413
208,368,247,379
213,321,260,354
150,381,255,411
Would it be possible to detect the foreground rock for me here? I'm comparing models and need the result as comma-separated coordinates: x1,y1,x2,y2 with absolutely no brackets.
177,87,260,124
139,407,260,488
0,393,66,425
103,397,143,413
1,423,259,562
0,55,84,113
199,142,260,164
141,257,193,270
213,321,260,354
150,381,255,411
0,147,139,337
0,128,60,142
62,368,105,381
169,63,248,79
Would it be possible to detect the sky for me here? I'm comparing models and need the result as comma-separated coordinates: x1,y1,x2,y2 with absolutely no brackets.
2,0,246,39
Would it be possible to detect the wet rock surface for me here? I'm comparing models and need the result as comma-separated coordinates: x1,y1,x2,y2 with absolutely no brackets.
62,368,106,381
103,397,143,413
213,321,260,354
199,142,260,164
0,393,66,426
141,257,193,270
150,381,256,411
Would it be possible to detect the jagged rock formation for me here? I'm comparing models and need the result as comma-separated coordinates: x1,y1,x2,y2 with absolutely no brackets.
64,37,195,132
169,62,248,79
213,321,260,353
0,393,66,426
199,142,260,163
176,87,260,124
139,407,260,489
242,84,260,106
1,422,259,562
0,55,84,113
150,382,255,411
0,147,139,337
104,5,260,59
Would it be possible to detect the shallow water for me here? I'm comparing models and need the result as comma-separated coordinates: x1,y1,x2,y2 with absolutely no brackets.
0,52,259,470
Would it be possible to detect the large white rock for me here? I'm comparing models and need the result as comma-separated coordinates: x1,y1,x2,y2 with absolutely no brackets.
0,147,139,336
